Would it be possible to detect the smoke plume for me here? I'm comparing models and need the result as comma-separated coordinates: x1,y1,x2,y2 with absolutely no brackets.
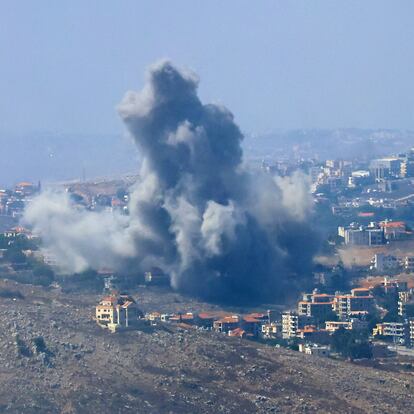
24,60,317,304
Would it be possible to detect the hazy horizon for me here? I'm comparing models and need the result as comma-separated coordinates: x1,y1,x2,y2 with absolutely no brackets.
1,127,414,187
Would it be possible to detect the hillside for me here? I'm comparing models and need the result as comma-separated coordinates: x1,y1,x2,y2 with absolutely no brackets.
0,280,413,413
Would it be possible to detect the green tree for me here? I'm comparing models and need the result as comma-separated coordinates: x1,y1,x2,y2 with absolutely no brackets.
331,327,372,359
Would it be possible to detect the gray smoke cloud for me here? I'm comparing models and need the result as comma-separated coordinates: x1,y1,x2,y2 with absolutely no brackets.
24,60,317,304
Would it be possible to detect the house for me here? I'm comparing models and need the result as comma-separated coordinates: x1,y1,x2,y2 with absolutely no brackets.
380,220,407,240
325,321,351,332
95,293,143,332
261,323,279,339
298,343,330,357
169,312,194,324
213,316,239,333
241,316,261,337
296,326,330,344
146,311,162,325
228,328,246,338
244,312,269,323
160,313,174,322
325,319,368,333
195,312,216,329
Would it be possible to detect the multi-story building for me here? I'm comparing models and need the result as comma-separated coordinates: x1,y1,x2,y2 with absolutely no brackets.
333,292,374,318
373,322,406,341
370,158,401,180
95,293,142,332
409,319,414,346
398,292,414,317
325,321,352,332
375,277,408,295
298,292,335,321
213,316,239,333
399,149,414,178
400,160,414,178
339,223,385,246
281,311,314,339
404,256,414,273
380,220,407,241
261,322,279,339
370,253,399,273
296,326,330,344
298,301,335,320
350,288,371,297
348,170,372,188
325,319,368,333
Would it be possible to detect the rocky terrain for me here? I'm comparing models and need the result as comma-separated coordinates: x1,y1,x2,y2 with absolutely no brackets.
0,280,413,414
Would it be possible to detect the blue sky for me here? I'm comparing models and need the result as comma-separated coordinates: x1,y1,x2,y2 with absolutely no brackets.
1,1,413,135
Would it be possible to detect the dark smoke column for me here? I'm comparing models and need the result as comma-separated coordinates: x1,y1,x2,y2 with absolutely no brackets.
117,60,317,304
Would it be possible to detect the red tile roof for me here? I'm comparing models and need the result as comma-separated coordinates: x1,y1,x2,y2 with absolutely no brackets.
197,313,216,319
216,316,239,324
245,312,267,319
228,328,246,337
381,221,405,228
242,316,260,323
358,212,375,217
16,182,33,187
100,296,117,304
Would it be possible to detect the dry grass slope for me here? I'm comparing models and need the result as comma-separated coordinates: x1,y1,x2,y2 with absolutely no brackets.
0,280,412,413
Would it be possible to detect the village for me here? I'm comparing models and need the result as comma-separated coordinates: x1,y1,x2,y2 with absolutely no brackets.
1,177,414,411
95,273,414,361
2,180,414,364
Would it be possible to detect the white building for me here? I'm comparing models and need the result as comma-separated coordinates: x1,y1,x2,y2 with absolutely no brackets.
298,343,330,357
373,322,406,341
404,256,414,273
339,223,384,246
370,253,399,273
281,312,313,339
